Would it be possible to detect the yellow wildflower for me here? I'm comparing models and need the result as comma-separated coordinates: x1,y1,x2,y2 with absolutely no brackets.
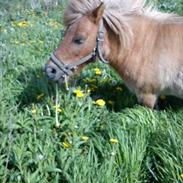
94,68,102,75
17,21,29,27
116,87,123,92
95,99,106,107
53,105,62,113
31,109,37,114
87,89,91,93
36,93,44,100
81,136,89,142
180,174,183,179
63,142,72,149
160,95,166,100
48,20,60,28
73,89,85,98
110,138,119,144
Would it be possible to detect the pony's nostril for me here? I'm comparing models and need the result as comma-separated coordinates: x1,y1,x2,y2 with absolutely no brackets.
46,67,56,74
51,68,56,74
45,66,58,80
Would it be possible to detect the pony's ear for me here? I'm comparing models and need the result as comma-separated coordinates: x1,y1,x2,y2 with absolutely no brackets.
91,3,105,24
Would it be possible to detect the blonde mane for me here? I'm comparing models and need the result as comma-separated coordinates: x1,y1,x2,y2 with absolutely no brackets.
63,0,182,47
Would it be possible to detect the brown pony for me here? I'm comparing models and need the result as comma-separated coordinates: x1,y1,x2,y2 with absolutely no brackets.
45,0,183,109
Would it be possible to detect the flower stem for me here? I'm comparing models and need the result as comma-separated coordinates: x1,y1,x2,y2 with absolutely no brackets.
55,84,60,128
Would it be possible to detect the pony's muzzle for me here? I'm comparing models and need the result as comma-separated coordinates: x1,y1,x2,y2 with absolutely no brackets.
44,62,65,82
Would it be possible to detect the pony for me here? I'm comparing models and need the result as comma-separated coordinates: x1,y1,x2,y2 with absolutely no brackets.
45,0,183,109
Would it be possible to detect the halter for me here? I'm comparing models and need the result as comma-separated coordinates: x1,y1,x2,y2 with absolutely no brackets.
49,20,109,78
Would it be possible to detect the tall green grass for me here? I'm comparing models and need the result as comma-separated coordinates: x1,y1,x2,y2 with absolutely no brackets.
0,1,183,183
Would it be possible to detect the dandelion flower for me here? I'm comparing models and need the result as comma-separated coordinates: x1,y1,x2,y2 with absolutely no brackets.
17,21,29,27
116,87,123,92
36,93,44,100
63,142,72,149
95,99,106,107
94,68,102,75
73,89,85,98
81,136,89,142
31,109,37,114
48,20,60,28
53,105,62,113
180,174,183,179
110,138,119,144
87,89,91,93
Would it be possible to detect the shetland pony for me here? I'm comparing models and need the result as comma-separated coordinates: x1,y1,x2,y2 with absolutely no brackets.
45,0,183,108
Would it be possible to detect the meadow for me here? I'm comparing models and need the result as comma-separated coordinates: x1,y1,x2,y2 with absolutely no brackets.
0,0,183,182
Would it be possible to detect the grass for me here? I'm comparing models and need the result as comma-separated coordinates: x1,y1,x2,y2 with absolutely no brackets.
0,1,183,183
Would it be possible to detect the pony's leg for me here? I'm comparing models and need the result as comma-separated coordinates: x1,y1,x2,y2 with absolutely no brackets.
137,93,157,109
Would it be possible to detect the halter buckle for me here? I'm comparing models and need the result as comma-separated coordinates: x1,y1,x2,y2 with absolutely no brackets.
97,31,105,42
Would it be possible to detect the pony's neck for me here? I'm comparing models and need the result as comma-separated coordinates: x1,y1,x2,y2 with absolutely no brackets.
104,24,130,66
104,15,152,66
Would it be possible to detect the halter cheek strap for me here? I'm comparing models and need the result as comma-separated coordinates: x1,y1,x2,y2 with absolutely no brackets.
49,20,109,78
97,21,109,64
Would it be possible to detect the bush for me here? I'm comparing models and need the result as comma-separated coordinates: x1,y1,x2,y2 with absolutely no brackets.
152,0,183,15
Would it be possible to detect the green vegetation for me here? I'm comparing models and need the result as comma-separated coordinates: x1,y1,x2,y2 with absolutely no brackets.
0,0,183,182
153,0,183,15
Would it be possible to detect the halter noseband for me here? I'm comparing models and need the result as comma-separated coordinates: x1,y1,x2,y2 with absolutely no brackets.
49,20,109,77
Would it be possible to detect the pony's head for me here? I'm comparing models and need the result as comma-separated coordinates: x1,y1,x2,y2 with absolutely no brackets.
45,3,108,83
45,0,142,83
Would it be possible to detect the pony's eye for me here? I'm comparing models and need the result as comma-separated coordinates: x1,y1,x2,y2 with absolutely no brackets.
72,36,85,45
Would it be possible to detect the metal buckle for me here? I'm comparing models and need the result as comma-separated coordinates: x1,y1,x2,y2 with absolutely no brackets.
97,31,104,42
